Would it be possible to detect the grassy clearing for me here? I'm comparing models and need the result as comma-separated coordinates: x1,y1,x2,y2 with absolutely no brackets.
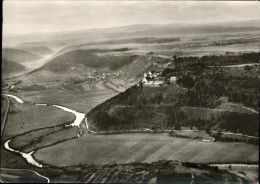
9,127,63,151
22,127,78,153
34,133,258,167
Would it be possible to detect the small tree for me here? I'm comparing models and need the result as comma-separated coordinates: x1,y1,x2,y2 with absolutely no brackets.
205,125,211,134
174,122,181,130
244,65,251,71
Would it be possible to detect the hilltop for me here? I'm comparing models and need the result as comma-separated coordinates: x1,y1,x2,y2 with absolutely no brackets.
2,48,41,64
17,45,54,56
87,52,259,136
32,49,136,73
3,19,260,47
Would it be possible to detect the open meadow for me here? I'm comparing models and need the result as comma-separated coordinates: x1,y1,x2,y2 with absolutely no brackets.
15,84,116,113
34,133,259,167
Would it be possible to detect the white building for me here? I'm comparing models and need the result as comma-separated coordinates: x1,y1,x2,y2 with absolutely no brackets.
202,137,215,142
142,77,153,85
170,76,177,83
142,71,165,87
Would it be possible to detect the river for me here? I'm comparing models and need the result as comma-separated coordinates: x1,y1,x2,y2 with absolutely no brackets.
2,94,88,168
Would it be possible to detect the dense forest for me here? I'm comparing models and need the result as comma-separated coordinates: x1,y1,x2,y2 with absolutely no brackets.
174,52,260,67
2,58,26,74
87,37,181,45
87,52,259,136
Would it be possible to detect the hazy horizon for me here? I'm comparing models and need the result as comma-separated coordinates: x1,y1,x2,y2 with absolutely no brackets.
3,1,260,36
4,18,260,37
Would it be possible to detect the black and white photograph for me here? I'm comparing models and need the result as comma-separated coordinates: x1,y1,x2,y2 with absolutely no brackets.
1,1,259,183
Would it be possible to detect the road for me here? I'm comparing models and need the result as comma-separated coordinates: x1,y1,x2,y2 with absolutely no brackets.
210,131,259,139
209,63,259,68
210,164,258,168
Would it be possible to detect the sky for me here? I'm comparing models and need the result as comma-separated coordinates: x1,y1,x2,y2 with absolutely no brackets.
3,1,260,36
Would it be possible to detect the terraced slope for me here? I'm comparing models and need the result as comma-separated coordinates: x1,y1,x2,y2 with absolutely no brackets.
106,55,171,92
49,160,252,183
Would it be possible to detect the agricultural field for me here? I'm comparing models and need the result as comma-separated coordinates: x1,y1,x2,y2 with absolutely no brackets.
2,99,75,141
15,84,116,113
57,32,260,58
34,133,259,167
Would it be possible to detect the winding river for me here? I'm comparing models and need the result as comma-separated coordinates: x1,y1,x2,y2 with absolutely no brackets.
2,94,88,169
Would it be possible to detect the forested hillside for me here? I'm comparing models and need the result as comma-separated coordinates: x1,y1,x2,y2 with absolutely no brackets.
87,52,259,136
35,49,136,72
2,58,26,74
2,48,41,63
18,45,53,56
174,52,260,67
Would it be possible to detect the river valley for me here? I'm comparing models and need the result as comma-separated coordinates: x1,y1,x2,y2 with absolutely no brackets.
1,93,259,183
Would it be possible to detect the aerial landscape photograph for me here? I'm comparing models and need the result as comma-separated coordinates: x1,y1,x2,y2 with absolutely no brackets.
1,1,259,183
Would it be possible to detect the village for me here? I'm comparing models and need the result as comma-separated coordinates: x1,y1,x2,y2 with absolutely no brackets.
66,71,123,85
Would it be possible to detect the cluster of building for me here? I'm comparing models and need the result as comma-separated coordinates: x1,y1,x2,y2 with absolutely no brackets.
67,71,124,85
141,71,177,87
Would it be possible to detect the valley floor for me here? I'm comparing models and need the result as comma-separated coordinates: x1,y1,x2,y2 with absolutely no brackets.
33,133,259,167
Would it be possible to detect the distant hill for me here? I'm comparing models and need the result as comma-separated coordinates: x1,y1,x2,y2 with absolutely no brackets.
3,19,260,47
2,48,41,63
33,50,135,72
2,58,26,74
18,45,53,56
